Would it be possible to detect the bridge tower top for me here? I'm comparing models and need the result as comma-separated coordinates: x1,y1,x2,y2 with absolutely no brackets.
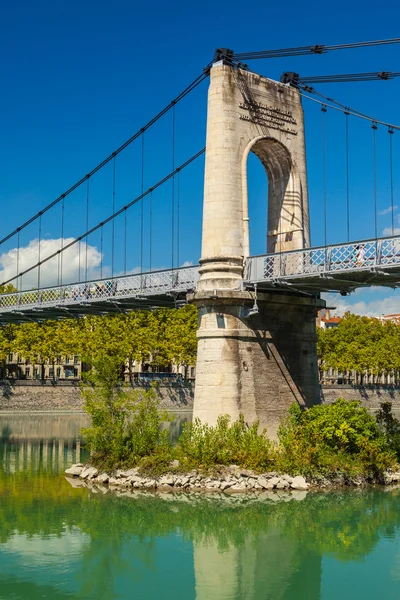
198,62,310,292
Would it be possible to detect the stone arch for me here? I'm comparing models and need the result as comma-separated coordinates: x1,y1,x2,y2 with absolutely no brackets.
241,136,305,258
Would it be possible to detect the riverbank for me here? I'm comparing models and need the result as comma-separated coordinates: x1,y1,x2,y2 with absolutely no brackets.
0,380,194,411
65,462,400,493
2,380,400,413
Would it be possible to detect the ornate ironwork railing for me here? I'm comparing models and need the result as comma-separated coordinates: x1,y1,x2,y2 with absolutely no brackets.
0,266,199,312
245,236,400,282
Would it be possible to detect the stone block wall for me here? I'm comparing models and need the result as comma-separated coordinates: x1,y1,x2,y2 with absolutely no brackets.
322,385,400,415
0,381,194,412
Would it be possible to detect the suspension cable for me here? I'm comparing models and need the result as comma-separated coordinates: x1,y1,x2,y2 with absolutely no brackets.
0,66,212,249
372,122,378,239
321,105,328,247
232,38,400,61
16,229,20,290
171,104,175,272
345,110,350,241
299,88,400,131
112,155,116,277
60,197,64,286
0,148,205,287
85,179,90,281
389,128,395,235
124,210,127,276
100,224,103,280
149,190,153,272
140,132,144,275
177,170,180,269
38,214,42,290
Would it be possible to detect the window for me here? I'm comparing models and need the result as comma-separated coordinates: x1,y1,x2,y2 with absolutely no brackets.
8,354,13,363
74,355,79,365
25,367,30,378
65,357,71,365
190,367,195,378
33,368,39,378
49,368,54,378
56,367,61,378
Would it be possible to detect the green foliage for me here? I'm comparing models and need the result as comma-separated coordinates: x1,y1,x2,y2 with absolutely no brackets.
277,399,396,478
81,355,172,471
317,313,400,377
175,414,274,471
376,402,400,460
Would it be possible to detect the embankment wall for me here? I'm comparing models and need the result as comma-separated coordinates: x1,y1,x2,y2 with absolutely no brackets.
0,381,194,412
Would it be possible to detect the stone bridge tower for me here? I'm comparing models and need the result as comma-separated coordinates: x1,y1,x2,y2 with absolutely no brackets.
190,60,324,437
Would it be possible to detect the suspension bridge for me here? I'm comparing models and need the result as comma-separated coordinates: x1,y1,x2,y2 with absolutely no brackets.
1,38,400,433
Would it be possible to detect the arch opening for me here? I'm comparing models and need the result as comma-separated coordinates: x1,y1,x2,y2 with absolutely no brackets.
244,137,305,257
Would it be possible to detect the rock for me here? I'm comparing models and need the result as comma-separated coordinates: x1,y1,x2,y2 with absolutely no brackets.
180,476,190,486
97,473,109,484
144,480,157,489
281,474,294,484
108,477,120,485
229,480,247,492
269,476,281,487
130,475,142,483
170,460,180,469
290,476,309,490
258,477,275,490
276,480,290,489
158,484,174,492
220,482,232,491
80,466,98,480
123,468,140,477
65,464,83,477
159,475,175,486
240,469,255,477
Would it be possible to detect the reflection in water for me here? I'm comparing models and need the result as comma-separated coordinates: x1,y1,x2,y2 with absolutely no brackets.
0,414,400,599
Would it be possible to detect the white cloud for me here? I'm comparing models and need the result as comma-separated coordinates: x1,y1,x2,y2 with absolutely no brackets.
0,238,103,290
382,227,400,236
323,291,400,317
379,205,398,216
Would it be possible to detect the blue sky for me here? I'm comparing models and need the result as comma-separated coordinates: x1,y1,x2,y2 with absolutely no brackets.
0,0,399,314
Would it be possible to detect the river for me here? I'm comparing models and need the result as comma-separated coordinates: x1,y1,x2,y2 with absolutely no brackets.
1,413,400,599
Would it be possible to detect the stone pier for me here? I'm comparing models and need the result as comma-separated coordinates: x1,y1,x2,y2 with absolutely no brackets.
191,60,324,435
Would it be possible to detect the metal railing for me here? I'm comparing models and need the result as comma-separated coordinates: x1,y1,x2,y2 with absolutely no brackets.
0,266,199,313
245,235,400,282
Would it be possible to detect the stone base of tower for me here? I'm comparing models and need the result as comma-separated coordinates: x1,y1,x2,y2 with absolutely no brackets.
189,290,325,439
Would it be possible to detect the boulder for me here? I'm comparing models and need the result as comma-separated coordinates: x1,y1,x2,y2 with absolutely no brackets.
159,475,175,486
170,460,180,469
65,464,83,477
258,477,275,490
80,466,98,480
269,476,281,487
290,476,309,490
97,473,110,484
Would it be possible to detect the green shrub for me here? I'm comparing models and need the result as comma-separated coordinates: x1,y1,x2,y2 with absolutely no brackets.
376,402,400,460
277,399,396,478
175,414,274,471
81,355,172,470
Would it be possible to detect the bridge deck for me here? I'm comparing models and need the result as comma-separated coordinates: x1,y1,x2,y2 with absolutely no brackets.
0,267,199,323
0,236,400,322
245,236,400,293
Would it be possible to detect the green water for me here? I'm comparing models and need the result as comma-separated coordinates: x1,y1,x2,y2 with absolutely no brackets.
1,415,400,599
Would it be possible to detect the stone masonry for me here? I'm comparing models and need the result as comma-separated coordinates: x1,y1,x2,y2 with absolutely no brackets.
191,61,324,436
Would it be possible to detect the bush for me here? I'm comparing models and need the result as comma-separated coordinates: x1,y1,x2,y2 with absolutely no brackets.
81,355,172,471
376,402,400,460
277,399,396,478
175,414,274,471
